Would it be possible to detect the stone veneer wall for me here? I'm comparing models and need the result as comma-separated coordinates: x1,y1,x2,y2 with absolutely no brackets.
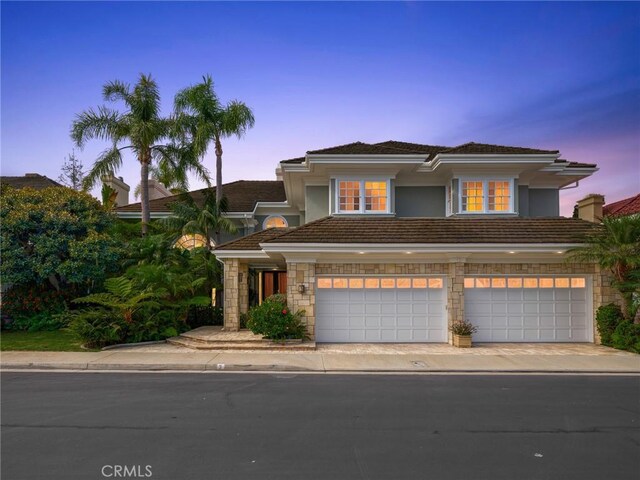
286,263,316,339
223,259,248,331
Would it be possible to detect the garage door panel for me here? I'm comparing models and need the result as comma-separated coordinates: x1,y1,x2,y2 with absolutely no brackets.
316,276,446,343
465,276,591,343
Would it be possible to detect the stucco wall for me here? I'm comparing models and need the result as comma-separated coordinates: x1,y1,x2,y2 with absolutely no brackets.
395,186,446,217
305,185,330,222
529,188,560,217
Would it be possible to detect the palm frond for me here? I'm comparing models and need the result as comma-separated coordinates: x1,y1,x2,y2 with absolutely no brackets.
103,80,132,105
71,106,126,147
221,101,255,138
82,144,126,189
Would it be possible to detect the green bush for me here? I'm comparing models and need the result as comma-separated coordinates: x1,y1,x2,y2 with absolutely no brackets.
611,321,640,354
5,311,70,332
246,295,307,341
1,283,75,319
596,303,624,345
68,309,127,348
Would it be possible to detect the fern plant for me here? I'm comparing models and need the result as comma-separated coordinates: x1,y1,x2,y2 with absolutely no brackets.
73,277,166,323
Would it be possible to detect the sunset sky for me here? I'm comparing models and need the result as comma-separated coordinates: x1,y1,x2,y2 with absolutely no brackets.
2,1,638,215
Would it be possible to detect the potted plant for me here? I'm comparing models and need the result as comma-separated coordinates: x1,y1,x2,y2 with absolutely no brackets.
450,320,478,348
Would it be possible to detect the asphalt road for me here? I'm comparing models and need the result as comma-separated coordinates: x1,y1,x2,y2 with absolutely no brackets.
1,372,639,480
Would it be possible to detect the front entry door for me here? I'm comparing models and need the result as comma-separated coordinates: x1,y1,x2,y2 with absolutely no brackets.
262,271,287,300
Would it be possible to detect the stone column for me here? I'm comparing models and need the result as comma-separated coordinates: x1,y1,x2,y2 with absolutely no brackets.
592,264,625,344
239,263,249,316
223,259,240,331
447,260,465,344
286,262,316,340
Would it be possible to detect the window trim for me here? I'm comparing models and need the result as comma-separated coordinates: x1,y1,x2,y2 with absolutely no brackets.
262,215,289,229
457,177,515,214
333,177,391,214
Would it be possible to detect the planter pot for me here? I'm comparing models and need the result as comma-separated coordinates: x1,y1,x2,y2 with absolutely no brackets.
453,334,472,348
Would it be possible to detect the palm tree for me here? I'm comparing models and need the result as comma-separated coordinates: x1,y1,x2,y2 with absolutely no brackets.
160,189,237,248
71,74,208,235
567,214,640,322
174,75,255,205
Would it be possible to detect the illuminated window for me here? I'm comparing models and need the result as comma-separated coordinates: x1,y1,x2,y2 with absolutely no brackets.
174,233,208,250
507,278,523,288
333,278,348,288
338,181,360,212
555,278,570,288
337,179,389,213
365,278,380,289
571,278,586,288
461,181,484,212
463,278,475,288
412,278,427,288
491,278,506,288
488,181,510,212
476,278,490,288
349,278,364,289
263,216,288,229
317,278,332,289
523,278,538,288
396,278,411,288
539,278,554,288
428,278,443,289
460,179,512,213
380,278,395,288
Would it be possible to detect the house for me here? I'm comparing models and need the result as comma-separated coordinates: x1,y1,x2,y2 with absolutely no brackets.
603,193,640,217
116,140,619,344
0,173,62,190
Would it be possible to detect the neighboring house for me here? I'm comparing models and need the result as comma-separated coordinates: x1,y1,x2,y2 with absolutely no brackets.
0,173,62,190
603,193,640,217
117,140,617,345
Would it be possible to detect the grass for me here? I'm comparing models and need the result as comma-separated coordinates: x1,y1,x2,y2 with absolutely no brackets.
0,329,96,352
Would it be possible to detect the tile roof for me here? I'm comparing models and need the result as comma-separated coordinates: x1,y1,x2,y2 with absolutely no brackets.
0,174,63,190
214,227,295,250
279,140,568,163
603,194,640,217
260,216,598,246
116,180,286,213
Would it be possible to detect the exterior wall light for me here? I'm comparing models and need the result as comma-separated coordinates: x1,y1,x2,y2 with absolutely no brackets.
298,284,306,294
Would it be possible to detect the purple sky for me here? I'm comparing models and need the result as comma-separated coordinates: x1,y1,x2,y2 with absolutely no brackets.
2,1,639,215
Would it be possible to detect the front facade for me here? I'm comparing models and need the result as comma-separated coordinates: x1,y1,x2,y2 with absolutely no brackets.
118,140,618,344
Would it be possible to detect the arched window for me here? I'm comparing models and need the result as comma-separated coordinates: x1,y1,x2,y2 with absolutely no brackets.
174,233,210,250
263,215,288,229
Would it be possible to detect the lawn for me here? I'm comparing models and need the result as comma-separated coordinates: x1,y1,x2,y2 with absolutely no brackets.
0,329,94,352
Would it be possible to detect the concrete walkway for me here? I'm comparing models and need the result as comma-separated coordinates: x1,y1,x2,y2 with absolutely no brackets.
2,344,638,373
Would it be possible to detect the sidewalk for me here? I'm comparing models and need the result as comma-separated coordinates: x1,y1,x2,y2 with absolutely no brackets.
2,346,639,373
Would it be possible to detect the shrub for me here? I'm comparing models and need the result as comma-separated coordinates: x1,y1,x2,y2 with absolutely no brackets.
5,311,70,332
68,309,127,348
1,283,75,320
596,303,624,345
186,305,224,329
246,295,307,340
611,321,640,354
450,320,478,336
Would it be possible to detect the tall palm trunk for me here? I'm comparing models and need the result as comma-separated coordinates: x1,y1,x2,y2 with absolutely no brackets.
140,153,151,236
214,137,223,245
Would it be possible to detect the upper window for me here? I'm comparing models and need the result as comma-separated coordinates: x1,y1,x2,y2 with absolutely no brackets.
174,233,209,250
337,179,389,213
263,215,288,229
460,179,513,213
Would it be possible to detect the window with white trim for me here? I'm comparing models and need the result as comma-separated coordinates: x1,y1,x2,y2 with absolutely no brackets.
263,215,288,229
337,179,389,213
460,179,513,213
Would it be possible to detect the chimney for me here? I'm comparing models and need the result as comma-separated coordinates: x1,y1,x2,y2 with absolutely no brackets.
147,179,172,200
576,194,604,223
102,175,130,207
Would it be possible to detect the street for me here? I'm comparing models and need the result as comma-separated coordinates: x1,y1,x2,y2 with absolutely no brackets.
1,372,639,480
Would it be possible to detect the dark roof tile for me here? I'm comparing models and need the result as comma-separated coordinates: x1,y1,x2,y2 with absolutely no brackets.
0,174,63,190
214,227,295,250
603,194,640,217
116,180,286,213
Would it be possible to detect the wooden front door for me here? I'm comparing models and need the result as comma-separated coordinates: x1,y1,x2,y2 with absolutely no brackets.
262,271,287,300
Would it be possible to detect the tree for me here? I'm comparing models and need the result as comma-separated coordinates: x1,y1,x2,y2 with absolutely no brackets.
71,73,208,235
174,75,255,209
58,150,85,190
567,214,640,322
0,186,120,291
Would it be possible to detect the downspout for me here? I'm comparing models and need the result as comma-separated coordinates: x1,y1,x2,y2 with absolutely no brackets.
560,181,580,190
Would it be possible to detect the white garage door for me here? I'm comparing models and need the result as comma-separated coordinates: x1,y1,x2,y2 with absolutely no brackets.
316,276,447,343
464,276,591,342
